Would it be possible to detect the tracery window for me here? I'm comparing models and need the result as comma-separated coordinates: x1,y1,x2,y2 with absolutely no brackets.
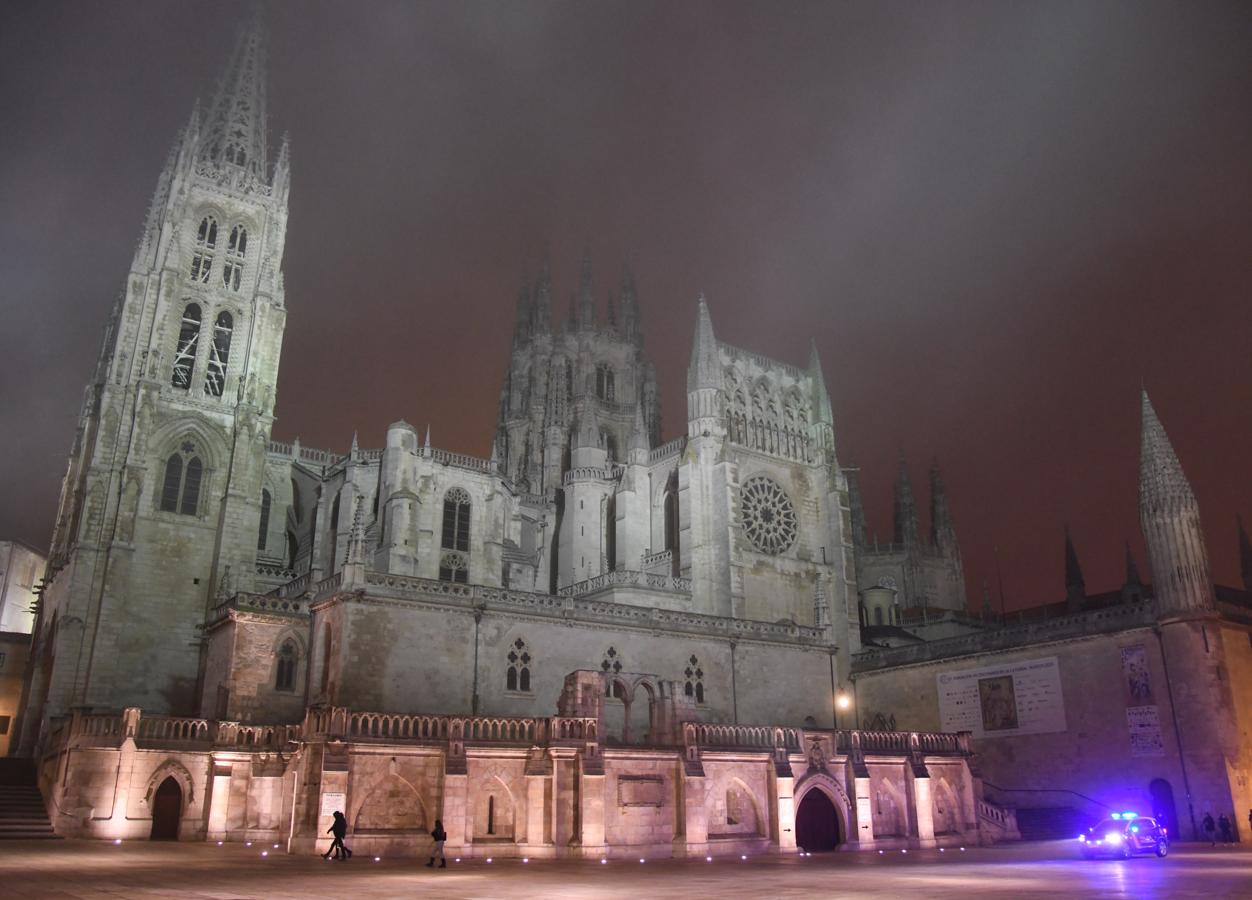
684,655,705,704
506,638,532,692
159,440,203,515
203,311,233,397
222,225,247,291
601,647,623,697
595,365,615,401
275,639,297,692
258,489,271,550
740,475,797,555
171,303,202,389
439,487,471,583
189,216,217,283
225,143,246,168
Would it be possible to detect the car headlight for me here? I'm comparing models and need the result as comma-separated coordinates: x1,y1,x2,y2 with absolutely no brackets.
1105,833,1123,844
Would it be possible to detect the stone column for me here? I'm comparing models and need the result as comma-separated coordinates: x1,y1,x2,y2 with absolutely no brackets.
577,760,607,858
676,771,708,857
909,762,936,848
206,758,233,841
772,759,798,852
852,773,876,848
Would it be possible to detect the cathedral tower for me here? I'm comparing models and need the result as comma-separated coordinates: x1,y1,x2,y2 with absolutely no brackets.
22,22,288,741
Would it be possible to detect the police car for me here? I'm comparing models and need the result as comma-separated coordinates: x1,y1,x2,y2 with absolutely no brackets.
1078,812,1168,859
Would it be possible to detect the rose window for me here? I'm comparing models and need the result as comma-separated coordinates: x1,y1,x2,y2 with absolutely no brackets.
741,476,797,555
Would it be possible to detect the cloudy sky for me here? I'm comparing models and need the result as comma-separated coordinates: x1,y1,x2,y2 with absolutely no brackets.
2,0,1249,609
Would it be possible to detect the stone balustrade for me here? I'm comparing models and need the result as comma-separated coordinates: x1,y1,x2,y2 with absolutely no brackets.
562,464,624,486
684,721,971,758
256,562,299,580
558,569,692,597
647,436,687,463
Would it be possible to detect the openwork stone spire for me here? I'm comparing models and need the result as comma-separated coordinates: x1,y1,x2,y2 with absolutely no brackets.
199,16,270,184
929,462,960,559
1138,391,1213,614
686,295,719,393
892,455,920,548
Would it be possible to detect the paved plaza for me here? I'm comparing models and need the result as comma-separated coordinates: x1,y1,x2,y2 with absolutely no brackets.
1,840,1249,899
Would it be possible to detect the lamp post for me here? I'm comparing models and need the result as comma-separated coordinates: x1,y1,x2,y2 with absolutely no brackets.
835,689,851,731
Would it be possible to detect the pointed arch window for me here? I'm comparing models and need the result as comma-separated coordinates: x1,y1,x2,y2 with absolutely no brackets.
258,489,272,550
159,440,203,515
204,312,233,398
171,303,202,389
275,639,297,692
595,365,615,401
189,216,217,283
684,655,705,704
440,488,470,582
222,225,247,291
601,647,623,697
506,638,532,693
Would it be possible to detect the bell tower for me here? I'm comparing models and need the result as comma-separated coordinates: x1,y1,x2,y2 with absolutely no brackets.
24,21,289,739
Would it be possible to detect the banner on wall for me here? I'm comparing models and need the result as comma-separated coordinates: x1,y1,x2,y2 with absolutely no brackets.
1126,705,1166,757
937,656,1066,738
1121,644,1154,705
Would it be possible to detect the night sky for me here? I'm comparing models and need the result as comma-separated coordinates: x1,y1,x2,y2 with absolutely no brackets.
2,1,1250,610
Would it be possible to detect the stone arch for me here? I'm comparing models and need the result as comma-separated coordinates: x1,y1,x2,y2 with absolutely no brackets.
723,776,764,835
353,773,428,833
931,776,962,835
144,758,197,809
148,417,228,474
625,676,658,745
271,628,306,693
473,775,516,840
794,772,852,851
871,774,907,837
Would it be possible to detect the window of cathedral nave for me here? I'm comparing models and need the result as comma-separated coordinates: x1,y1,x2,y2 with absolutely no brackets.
506,638,531,693
275,638,297,692
601,647,623,697
224,142,246,168
158,441,203,516
257,489,271,551
189,216,217,283
171,303,201,389
440,488,471,583
203,311,233,397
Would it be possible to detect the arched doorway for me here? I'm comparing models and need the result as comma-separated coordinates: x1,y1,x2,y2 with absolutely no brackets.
795,788,841,851
1149,778,1179,839
150,777,182,840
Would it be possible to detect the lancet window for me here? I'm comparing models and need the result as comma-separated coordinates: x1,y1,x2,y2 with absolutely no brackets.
684,655,705,704
171,303,202,389
203,311,233,397
439,488,471,583
189,216,217,283
222,225,247,291
275,639,297,692
506,638,532,692
159,441,203,516
595,364,615,401
258,489,271,550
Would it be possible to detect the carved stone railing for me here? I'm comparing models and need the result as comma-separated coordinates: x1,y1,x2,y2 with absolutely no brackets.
358,570,828,647
562,464,624,486
309,572,343,598
267,441,343,468
682,723,969,759
235,593,307,616
648,436,687,464
550,717,598,741
684,722,802,752
267,571,311,598
137,715,212,744
640,549,673,571
256,563,299,581
431,448,494,473
558,569,692,597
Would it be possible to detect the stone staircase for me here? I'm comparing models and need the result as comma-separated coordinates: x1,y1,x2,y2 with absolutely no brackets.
0,759,58,840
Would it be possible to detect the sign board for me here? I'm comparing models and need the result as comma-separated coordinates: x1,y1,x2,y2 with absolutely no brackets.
937,656,1066,738
1127,705,1165,757
320,791,347,817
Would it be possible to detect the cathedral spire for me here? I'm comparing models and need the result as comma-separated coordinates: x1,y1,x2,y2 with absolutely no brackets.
845,468,868,550
199,14,270,183
628,401,649,455
686,295,719,393
808,340,833,426
531,257,552,335
1238,515,1252,592
1138,390,1213,614
272,132,291,203
1125,540,1142,586
513,276,531,345
892,454,920,549
1064,525,1085,610
619,260,640,342
577,249,596,330
929,461,960,559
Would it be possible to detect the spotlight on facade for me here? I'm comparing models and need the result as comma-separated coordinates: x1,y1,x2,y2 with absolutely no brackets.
836,693,851,710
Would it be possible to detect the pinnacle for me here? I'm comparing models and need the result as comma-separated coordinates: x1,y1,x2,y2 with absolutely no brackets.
687,295,719,392
1139,391,1195,510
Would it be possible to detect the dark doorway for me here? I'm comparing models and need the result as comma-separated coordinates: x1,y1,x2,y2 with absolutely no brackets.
150,777,182,841
795,788,841,851
1149,778,1179,839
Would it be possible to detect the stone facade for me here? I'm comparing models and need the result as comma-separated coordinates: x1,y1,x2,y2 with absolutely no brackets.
853,393,1252,841
0,540,43,634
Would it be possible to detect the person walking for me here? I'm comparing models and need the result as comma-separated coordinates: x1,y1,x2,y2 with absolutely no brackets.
1218,814,1233,844
1202,812,1216,846
324,810,352,860
1247,808,1251,839
426,819,447,868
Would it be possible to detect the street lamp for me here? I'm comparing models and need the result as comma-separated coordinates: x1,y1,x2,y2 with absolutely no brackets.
835,689,851,729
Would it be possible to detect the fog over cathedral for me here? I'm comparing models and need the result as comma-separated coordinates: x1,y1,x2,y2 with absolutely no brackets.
2,3,1252,867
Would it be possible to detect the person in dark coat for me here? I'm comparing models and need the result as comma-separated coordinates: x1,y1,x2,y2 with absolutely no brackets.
426,819,447,868
1202,812,1216,846
324,811,352,860
1218,814,1233,844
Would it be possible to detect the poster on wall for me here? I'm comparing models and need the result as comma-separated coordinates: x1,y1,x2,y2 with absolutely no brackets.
320,791,347,816
937,656,1066,738
1121,644,1154,705
1126,705,1166,757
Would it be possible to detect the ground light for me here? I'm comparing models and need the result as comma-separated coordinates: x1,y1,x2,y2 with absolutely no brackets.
706,856,713,862
523,858,529,863
113,839,121,845
261,851,268,857
374,857,380,862
486,857,493,863
600,859,607,864
639,858,646,863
